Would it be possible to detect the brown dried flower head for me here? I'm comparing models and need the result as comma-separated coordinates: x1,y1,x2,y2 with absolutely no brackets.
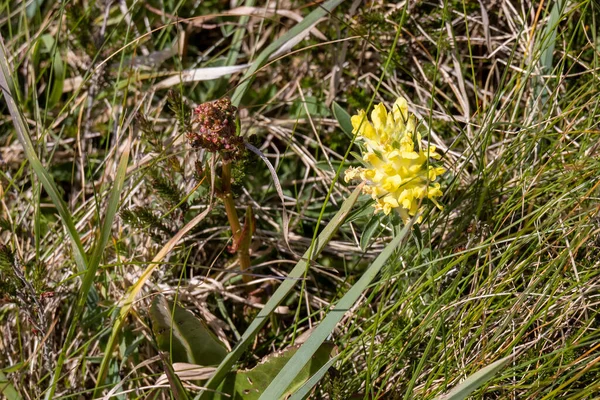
187,97,244,161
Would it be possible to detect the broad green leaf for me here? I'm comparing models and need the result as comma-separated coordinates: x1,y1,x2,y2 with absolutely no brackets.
534,0,565,109
258,220,413,399
212,343,334,400
349,151,364,164
199,184,363,398
539,0,565,74
150,296,228,366
433,356,510,400
26,0,43,19
332,101,354,139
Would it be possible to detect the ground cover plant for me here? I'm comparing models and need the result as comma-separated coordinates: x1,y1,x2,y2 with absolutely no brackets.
1,0,600,398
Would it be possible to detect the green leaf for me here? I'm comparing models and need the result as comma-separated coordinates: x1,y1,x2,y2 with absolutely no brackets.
26,0,43,19
94,203,215,397
539,0,565,74
433,356,510,400
258,220,413,399
150,296,228,366
534,0,565,109
349,151,364,163
199,184,363,398
0,371,22,400
332,101,354,139
213,343,334,400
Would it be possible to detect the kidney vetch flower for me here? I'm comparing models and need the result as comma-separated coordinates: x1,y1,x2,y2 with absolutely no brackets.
344,96,445,223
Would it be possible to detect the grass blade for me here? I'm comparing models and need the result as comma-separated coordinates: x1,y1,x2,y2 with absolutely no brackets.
0,34,87,274
230,0,345,106
433,356,511,400
198,184,363,398
287,355,340,400
258,220,413,399
44,136,131,399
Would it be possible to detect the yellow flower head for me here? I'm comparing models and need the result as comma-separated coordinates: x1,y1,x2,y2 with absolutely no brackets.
344,97,445,223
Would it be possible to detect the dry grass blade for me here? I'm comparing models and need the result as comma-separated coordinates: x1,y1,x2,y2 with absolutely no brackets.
153,65,249,90
155,363,216,386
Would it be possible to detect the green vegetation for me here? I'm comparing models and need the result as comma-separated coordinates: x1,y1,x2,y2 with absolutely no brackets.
1,0,599,399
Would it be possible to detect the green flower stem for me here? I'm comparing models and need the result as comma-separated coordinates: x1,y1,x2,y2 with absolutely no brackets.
221,162,252,282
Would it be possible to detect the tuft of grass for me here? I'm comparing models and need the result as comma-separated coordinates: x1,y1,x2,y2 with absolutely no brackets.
0,0,599,399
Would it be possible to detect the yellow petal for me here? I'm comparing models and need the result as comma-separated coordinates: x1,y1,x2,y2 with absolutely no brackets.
362,169,375,180
371,103,388,132
382,175,402,192
351,111,376,139
383,202,393,215
430,197,444,210
363,151,379,164
399,190,413,210
383,195,399,208
392,97,409,122
387,149,401,159
402,151,419,159
427,166,446,180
